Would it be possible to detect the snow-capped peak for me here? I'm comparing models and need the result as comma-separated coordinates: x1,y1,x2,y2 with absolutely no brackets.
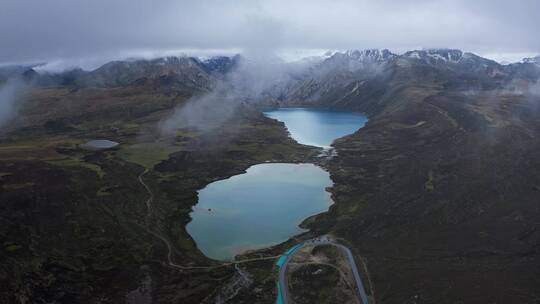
405,49,463,64
341,49,397,62
522,56,540,65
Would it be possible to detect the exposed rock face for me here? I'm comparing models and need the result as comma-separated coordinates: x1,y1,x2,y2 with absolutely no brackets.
523,55,540,65
198,55,240,74
84,56,215,89
404,48,464,63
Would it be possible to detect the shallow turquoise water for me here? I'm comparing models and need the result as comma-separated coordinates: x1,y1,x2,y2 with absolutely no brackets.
264,108,368,148
186,163,333,261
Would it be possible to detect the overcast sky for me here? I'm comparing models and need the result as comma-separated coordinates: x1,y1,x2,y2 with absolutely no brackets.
2,0,539,68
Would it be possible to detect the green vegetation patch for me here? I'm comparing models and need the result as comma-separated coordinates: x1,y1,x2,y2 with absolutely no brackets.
116,141,184,169
3,182,35,190
96,186,112,197
5,244,22,252
425,170,434,192
46,157,104,178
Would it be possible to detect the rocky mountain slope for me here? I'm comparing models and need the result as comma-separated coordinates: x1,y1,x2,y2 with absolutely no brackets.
273,48,540,303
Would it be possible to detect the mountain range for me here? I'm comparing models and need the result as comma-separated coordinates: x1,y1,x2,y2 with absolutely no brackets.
2,48,538,89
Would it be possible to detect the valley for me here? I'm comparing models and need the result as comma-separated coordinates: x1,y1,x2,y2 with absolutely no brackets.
1,49,540,303
0,90,319,302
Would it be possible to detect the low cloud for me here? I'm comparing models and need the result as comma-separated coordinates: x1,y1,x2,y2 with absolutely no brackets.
0,78,26,128
1,0,539,66
159,53,296,134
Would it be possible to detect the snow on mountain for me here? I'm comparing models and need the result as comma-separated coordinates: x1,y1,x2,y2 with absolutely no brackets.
404,49,464,64
319,49,397,73
198,55,240,74
343,49,397,62
523,56,540,66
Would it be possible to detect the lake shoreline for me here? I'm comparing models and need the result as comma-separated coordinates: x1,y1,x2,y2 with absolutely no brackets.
186,108,367,262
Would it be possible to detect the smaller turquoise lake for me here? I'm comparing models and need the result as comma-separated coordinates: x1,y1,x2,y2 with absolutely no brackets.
186,163,333,261
263,108,368,148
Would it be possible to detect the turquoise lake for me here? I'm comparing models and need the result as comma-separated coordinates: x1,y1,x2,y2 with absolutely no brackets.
186,108,367,261
187,163,333,261
263,108,368,148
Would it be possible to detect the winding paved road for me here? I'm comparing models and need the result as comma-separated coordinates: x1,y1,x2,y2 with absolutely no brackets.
276,237,369,304
139,169,370,302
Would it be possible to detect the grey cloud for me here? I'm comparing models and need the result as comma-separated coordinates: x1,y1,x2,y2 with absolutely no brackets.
1,0,539,65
